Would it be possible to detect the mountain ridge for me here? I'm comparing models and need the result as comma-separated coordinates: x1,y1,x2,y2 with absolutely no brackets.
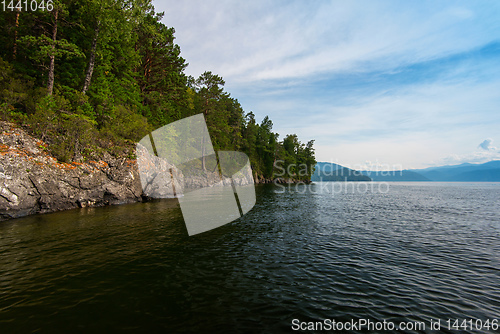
312,160,500,182
312,162,371,181
409,160,500,181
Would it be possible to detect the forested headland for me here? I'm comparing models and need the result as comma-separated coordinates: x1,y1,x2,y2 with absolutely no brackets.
0,0,316,182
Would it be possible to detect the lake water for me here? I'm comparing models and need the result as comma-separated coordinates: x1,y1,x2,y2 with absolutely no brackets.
0,182,499,333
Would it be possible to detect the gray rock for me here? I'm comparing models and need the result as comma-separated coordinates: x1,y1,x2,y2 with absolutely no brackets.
0,121,145,221
136,143,183,199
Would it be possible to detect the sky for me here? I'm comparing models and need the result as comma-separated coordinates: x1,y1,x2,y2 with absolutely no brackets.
153,0,500,170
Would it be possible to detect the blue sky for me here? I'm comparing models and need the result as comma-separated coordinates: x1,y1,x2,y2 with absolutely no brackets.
153,0,500,169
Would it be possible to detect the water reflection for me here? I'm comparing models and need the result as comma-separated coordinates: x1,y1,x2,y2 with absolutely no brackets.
0,183,499,332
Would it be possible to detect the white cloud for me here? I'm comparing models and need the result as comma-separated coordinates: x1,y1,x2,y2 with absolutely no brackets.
427,140,500,165
153,0,500,168
441,150,500,165
268,79,500,168
478,139,497,151
439,139,500,165
156,1,500,83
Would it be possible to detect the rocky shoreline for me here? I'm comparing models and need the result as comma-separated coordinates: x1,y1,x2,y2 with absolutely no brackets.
254,175,311,184
0,121,143,221
0,121,309,221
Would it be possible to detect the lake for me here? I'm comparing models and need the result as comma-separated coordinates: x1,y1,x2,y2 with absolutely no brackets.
0,182,499,333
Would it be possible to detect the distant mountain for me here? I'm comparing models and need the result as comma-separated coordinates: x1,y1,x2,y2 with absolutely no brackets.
451,169,500,181
313,160,500,182
409,160,500,181
312,162,371,181
360,170,430,181
411,162,475,173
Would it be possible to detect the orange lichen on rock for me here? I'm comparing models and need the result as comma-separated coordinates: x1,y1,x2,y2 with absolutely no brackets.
88,160,108,169
1,121,144,221
0,146,28,157
125,159,137,167
53,162,77,170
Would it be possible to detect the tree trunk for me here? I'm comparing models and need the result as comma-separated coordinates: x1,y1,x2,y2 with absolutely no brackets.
201,104,209,171
47,9,59,96
82,21,99,94
13,8,20,59
201,135,206,171
141,56,151,93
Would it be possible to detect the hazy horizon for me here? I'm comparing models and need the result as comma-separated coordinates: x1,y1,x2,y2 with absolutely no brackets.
154,0,500,169
316,158,500,172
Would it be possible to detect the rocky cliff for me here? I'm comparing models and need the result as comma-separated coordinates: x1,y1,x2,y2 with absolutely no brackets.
0,121,144,220
0,121,303,221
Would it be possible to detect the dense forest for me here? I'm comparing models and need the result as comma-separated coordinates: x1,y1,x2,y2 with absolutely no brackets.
0,0,315,181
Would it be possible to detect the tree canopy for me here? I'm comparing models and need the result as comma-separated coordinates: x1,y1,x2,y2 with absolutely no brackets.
0,1,315,181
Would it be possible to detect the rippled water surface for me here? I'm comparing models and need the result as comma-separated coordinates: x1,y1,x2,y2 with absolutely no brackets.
0,182,499,333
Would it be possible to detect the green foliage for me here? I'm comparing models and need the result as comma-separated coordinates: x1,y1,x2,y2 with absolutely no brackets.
18,35,84,64
25,94,96,162
102,105,152,142
0,0,316,179
0,56,32,118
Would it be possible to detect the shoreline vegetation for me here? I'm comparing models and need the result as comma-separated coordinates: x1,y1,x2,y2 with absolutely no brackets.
0,1,315,180
0,120,309,221
0,1,315,220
